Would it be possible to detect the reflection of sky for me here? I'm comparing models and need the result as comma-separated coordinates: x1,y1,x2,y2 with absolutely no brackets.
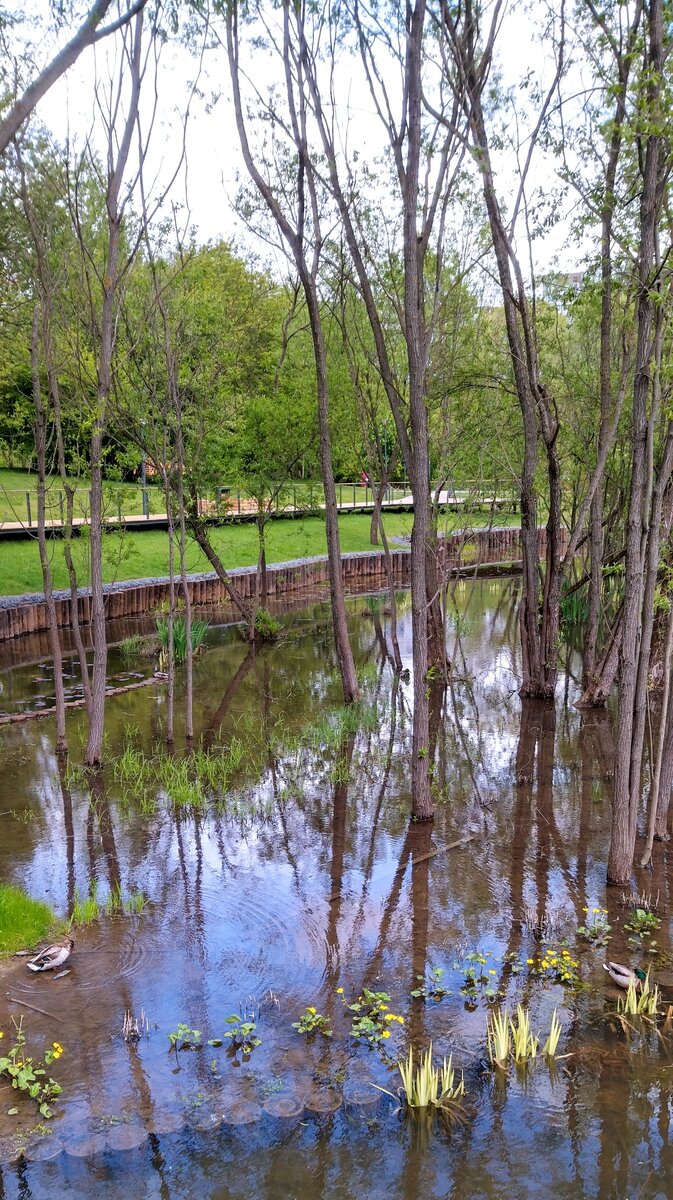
0,581,663,1199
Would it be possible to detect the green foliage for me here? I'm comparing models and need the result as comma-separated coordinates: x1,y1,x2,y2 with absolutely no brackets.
291,1006,332,1037
0,1018,63,1119
341,988,405,1047
577,907,611,946
625,908,661,937
0,885,55,955
410,966,452,1001
254,608,281,641
155,615,209,663
168,1023,202,1052
223,1015,261,1054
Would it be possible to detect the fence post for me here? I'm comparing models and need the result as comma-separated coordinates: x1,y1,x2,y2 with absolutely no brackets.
293,486,297,511
353,485,356,506
26,492,32,527
237,491,241,515
59,493,64,524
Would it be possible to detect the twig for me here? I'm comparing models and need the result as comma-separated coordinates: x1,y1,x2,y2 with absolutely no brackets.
7,996,63,1021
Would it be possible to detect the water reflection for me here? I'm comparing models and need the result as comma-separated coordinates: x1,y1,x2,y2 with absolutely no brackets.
0,579,672,1198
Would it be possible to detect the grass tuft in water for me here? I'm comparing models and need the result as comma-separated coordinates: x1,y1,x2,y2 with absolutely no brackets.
375,1044,465,1116
542,1009,563,1057
71,883,147,926
155,616,209,663
0,885,57,955
617,972,660,1017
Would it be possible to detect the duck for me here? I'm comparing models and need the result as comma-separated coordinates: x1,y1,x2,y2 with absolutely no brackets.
27,936,74,972
603,961,646,990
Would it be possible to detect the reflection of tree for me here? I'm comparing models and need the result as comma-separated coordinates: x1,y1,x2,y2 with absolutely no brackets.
202,643,257,751
85,766,121,899
57,753,76,916
324,732,356,985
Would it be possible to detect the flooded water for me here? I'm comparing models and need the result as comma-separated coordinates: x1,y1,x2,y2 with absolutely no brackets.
0,578,672,1199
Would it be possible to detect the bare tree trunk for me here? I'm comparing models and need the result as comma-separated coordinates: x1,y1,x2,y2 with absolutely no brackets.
0,0,147,154
31,308,67,752
607,0,666,883
583,0,642,689
641,600,673,865
16,145,92,714
85,9,144,766
225,0,359,702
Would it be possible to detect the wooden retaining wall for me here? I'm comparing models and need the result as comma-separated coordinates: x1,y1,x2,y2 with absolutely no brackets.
0,526,559,643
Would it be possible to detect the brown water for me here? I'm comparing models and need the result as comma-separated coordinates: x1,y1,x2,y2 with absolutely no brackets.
1,578,673,1200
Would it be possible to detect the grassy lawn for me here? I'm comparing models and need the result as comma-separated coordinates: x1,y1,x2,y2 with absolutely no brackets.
0,509,519,597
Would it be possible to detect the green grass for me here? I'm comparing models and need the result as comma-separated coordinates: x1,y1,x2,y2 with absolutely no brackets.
0,883,57,955
0,510,519,597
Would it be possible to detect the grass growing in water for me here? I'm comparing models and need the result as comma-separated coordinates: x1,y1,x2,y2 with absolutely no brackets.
374,1044,465,1117
156,615,209,663
0,884,56,955
71,883,147,925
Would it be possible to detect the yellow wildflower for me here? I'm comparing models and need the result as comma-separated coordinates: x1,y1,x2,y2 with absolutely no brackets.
397,1016,405,1024
381,1030,391,1039
385,1013,396,1021
489,969,496,975
307,1007,316,1014
527,958,534,965
336,987,344,995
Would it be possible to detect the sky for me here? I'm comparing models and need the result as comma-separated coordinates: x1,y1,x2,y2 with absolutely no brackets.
29,0,587,277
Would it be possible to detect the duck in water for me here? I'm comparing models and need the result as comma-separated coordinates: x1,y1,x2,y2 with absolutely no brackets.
603,961,646,989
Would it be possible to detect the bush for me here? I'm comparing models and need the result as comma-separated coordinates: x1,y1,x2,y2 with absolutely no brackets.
254,608,281,642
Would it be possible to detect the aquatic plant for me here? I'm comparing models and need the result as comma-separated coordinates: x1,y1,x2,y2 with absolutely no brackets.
0,1017,63,1119
489,1006,564,1066
377,1044,465,1115
292,1007,332,1037
577,907,611,946
123,1009,150,1044
624,908,661,937
155,615,209,663
342,988,405,1047
527,945,580,986
410,966,452,1001
510,1004,539,1061
453,949,500,1004
487,1007,511,1067
168,1023,202,1052
224,1015,261,1054
71,883,147,925
0,884,56,956
617,972,660,1018
542,1010,563,1057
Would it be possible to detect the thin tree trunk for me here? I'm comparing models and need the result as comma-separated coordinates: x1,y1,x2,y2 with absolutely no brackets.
641,600,673,865
84,10,144,766
31,307,67,752
607,0,665,883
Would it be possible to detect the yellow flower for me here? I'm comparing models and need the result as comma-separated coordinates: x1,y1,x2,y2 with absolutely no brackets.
582,907,588,913
380,1005,388,1011
397,1016,405,1024
336,987,344,995
381,1030,391,1039
307,1007,316,1014
489,969,496,975
385,1013,395,1021
592,908,601,914
0,1032,3,1039
527,958,534,965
